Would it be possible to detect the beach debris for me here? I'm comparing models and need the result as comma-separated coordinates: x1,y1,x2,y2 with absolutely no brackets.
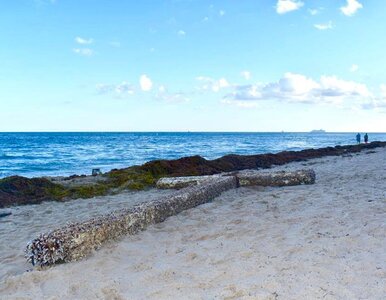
26,176,238,267
236,169,315,187
92,168,102,176
156,169,315,189
0,211,12,218
25,169,315,267
156,174,229,189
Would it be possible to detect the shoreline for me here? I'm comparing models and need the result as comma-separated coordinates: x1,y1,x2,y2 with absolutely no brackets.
1,146,385,298
1,141,386,208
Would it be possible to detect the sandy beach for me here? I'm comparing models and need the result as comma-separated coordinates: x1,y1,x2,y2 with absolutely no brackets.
1,147,385,299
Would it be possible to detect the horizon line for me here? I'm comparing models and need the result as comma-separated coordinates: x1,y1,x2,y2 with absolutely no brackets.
0,131,384,134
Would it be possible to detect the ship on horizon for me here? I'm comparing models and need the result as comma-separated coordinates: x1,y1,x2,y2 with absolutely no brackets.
310,129,326,133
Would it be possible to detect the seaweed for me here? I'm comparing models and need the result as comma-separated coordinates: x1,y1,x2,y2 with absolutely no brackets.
1,141,386,207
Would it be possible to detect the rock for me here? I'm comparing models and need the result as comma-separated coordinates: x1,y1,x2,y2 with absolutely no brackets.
92,168,102,176
237,169,315,187
26,176,238,267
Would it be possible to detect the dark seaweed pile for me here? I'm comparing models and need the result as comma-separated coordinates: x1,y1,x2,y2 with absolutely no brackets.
1,141,385,208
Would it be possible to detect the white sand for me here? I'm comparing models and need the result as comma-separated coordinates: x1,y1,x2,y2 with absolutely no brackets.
0,189,174,282
1,148,385,299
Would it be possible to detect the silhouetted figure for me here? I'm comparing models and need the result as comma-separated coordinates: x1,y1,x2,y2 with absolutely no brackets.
356,133,361,144
364,133,368,143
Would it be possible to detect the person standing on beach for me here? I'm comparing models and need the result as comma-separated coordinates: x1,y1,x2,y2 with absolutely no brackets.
356,133,361,144
364,133,368,143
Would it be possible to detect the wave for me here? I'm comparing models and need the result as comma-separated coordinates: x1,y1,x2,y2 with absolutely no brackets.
0,154,42,160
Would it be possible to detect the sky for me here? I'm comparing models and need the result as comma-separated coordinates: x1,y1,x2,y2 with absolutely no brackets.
1,0,386,132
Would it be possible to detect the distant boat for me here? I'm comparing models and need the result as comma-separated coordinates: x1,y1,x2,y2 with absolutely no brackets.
310,129,326,133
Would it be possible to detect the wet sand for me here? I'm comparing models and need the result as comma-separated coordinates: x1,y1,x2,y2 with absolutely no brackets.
1,148,385,299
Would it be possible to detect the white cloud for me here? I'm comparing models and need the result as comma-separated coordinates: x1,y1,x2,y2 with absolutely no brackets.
158,85,166,93
314,21,333,30
156,86,190,103
196,76,230,92
73,48,93,56
177,30,186,36
75,37,93,45
96,84,113,94
340,0,363,17
219,10,225,16
241,71,251,80
224,72,371,106
380,84,386,98
309,9,319,15
115,82,135,95
361,85,386,110
96,82,135,97
276,0,304,14
350,64,359,72
217,78,229,89
140,75,153,91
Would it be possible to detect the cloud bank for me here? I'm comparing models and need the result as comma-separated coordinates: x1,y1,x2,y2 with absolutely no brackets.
224,72,371,105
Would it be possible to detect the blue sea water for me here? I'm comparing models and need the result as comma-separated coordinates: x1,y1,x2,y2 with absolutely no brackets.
0,132,385,179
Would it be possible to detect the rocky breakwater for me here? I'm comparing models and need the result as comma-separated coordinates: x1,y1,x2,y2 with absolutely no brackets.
1,141,385,208
26,176,238,267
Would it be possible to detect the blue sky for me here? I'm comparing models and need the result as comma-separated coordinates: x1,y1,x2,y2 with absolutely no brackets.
1,0,385,132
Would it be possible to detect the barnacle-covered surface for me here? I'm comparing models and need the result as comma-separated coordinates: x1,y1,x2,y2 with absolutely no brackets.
237,169,316,187
0,189,174,282
156,169,315,189
26,176,238,267
156,174,229,189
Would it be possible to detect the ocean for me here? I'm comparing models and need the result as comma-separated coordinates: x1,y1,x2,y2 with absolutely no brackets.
1,132,385,178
